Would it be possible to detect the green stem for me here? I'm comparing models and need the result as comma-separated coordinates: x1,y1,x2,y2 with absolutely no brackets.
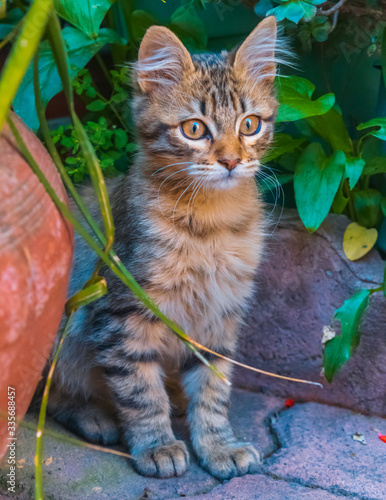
0,0,53,131
343,179,356,221
34,313,74,500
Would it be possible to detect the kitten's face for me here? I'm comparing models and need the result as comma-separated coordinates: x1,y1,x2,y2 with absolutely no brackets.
132,18,279,191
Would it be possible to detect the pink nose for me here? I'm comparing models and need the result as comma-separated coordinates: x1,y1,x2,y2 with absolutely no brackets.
218,158,240,172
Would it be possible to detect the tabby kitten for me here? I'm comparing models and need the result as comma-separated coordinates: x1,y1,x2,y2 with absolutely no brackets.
48,16,280,480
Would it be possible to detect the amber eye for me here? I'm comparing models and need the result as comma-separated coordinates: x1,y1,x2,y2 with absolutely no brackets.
239,115,261,136
181,119,207,140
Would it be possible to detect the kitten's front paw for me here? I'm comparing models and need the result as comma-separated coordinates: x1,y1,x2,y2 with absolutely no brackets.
198,442,261,480
133,440,190,478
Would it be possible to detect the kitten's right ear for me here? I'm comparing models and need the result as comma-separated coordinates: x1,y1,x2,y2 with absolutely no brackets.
136,26,194,93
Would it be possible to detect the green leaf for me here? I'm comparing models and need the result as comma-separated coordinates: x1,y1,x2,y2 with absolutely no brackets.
114,128,128,149
13,27,125,130
254,0,274,17
262,133,306,163
353,189,383,228
86,99,107,111
169,5,207,49
54,0,116,39
324,289,370,382
362,156,386,175
267,0,316,23
357,118,386,141
65,277,107,313
381,197,386,218
307,108,353,153
130,10,160,42
294,143,346,233
277,76,335,123
258,173,294,194
381,26,386,93
345,156,365,190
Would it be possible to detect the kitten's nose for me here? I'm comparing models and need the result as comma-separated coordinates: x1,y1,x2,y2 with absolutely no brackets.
218,158,241,172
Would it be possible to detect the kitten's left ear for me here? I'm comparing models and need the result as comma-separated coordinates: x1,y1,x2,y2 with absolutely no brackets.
136,26,195,93
234,16,277,83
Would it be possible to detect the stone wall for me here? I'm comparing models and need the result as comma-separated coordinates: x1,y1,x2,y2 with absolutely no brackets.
235,209,386,416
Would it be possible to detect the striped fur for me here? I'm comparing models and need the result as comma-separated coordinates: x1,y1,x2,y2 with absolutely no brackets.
47,17,280,479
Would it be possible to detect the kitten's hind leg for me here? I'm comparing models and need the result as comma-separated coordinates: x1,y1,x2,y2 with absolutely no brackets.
51,399,121,446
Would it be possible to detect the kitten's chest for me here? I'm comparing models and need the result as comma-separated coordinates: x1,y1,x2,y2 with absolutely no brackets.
150,224,263,339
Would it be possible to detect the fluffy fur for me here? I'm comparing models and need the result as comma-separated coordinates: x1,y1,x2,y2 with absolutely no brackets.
47,17,280,480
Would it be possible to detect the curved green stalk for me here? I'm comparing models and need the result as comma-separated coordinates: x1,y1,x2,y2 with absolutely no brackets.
0,0,53,131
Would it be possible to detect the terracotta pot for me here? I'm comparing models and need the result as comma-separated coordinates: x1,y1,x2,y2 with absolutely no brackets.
0,113,74,458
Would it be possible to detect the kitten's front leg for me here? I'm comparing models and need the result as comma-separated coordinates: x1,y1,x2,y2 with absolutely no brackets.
98,328,189,478
183,354,261,480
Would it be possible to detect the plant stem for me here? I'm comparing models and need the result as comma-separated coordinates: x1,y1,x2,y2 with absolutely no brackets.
34,313,74,500
343,179,356,221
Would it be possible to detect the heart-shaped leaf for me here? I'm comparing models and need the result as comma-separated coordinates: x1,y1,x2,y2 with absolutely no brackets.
324,289,370,382
277,76,335,123
54,0,116,39
294,143,346,233
343,222,378,261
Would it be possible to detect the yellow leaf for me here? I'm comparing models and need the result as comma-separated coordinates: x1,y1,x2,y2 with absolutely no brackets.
343,222,378,261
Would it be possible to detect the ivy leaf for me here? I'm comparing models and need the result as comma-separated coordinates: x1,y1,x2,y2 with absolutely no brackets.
357,118,386,141
324,289,371,383
13,27,126,130
54,0,116,40
262,133,306,162
294,143,346,233
277,76,335,122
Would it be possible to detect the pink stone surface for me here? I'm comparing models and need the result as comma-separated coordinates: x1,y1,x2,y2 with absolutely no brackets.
235,210,386,416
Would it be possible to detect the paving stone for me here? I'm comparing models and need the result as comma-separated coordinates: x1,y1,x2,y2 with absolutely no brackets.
0,390,283,500
176,474,350,500
265,402,386,500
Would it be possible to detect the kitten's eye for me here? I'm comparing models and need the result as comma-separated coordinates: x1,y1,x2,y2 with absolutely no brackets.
240,115,261,136
181,119,207,140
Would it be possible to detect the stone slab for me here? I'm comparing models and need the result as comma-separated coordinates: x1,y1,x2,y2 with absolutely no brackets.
0,390,283,500
235,209,386,416
177,474,350,500
265,402,386,500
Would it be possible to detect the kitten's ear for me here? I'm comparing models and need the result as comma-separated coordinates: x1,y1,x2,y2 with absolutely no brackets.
136,26,194,93
234,16,278,83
